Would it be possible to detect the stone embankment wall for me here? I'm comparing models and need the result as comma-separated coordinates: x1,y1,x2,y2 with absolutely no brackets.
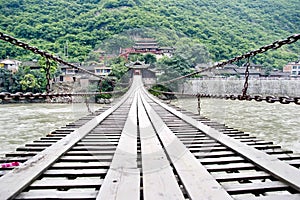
181,78,300,97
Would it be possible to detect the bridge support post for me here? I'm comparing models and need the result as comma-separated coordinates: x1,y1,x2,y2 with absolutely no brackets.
46,59,51,93
197,93,201,115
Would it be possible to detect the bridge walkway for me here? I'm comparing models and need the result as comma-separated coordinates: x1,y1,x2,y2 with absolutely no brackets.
0,75,299,200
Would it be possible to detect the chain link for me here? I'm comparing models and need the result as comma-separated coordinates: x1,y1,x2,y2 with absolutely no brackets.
0,32,111,82
159,34,300,85
0,86,129,102
45,59,51,93
241,58,250,99
1,31,300,105
148,88,300,105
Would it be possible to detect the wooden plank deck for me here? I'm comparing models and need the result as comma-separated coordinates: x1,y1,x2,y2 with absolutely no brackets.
0,75,299,199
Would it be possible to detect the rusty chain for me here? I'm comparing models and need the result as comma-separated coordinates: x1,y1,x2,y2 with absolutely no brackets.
148,88,300,105
153,34,300,105
45,59,51,93
241,58,250,98
1,31,299,105
0,32,111,81
159,34,300,85
0,86,130,102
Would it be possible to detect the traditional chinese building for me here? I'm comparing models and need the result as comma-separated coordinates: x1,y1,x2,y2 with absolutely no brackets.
120,38,175,59
126,60,156,85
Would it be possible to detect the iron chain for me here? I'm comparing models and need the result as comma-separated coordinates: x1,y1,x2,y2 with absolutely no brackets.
0,32,110,81
0,87,129,102
148,88,300,105
242,58,250,98
159,34,300,85
45,59,51,93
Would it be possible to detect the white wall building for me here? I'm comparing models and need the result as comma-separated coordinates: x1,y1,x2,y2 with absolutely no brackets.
0,59,22,73
283,61,300,77
94,66,112,76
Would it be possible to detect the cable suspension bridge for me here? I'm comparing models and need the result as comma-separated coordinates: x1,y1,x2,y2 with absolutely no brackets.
0,32,299,199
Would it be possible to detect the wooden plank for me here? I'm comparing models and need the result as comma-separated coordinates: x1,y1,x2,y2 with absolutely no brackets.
176,135,208,138
223,181,288,194
0,79,137,200
31,177,103,188
140,90,233,200
176,134,207,138
213,171,271,181
16,189,98,199
137,91,185,200
182,139,216,143
236,194,300,200
84,136,120,139
185,143,224,148
145,89,300,191
52,162,111,169
71,146,116,151
193,150,235,158
59,155,113,161
65,150,115,155
97,92,140,200
43,169,107,176
0,157,29,162
80,139,119,142
205,162,255,172
189,146,227,152
285,159,300,166
77,142,119,145
199,156,245,164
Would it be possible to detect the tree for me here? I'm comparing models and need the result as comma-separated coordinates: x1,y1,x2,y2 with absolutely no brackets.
144,53,157,64
0,0,299,69
156,55,193,91
174,38,211,67
128,53,145,62
109,57,128,79
20,74,40,92
38,58,59,91
0,68,12,92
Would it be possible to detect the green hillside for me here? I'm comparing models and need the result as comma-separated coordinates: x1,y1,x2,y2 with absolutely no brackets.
0,0,299,68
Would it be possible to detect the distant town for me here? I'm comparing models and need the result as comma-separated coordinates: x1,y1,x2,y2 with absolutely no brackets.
1,38,300,87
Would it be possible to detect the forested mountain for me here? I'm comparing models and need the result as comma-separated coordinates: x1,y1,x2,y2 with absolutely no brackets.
0,0,299,69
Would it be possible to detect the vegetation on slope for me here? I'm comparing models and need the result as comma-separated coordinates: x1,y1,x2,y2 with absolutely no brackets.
0,0,299,69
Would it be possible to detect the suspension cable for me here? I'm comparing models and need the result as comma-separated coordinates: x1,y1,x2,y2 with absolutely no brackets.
159,34,300,85
0,32,111,82
241,58,250,99
148,88,300,105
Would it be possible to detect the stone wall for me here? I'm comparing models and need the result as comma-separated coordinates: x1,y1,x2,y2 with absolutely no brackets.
181,78,300,97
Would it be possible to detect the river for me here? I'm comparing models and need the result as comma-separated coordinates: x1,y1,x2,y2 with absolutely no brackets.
0,99,299,158
172,98,300,154
0,103,103,157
